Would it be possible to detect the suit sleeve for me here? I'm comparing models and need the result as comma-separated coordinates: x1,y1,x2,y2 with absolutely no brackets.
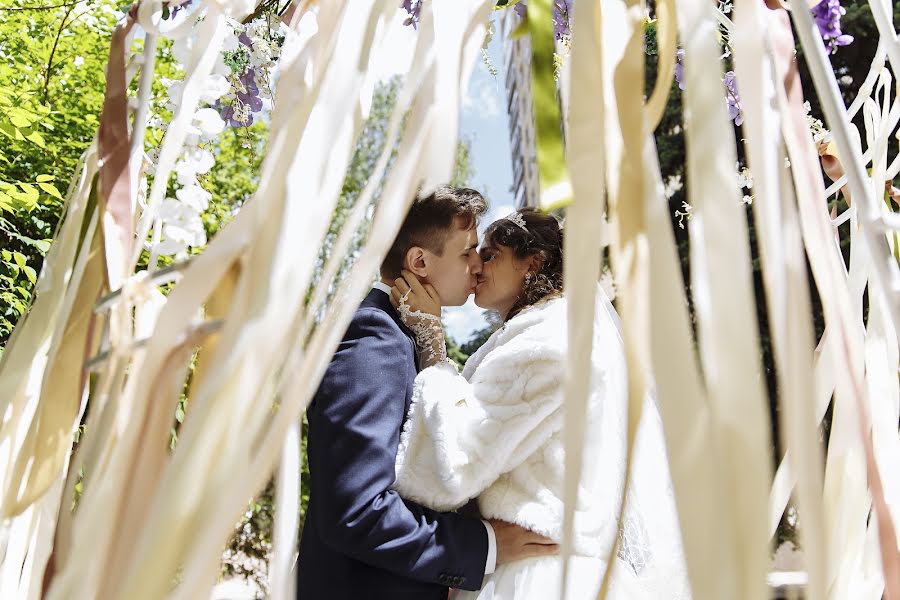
309,308,488,591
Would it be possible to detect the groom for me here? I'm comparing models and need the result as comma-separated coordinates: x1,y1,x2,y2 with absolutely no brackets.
296,187,555,599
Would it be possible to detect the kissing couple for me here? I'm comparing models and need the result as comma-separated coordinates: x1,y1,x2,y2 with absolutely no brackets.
296,187,690,599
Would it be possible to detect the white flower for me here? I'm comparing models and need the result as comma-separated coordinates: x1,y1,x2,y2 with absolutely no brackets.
200,74,231,103
165,219,206,247
174,147,215,185
74,56,85,67
159,198,188,221
156,198,207,255
736,166,753,189
675,201,693,229
176,183,212,211
222,30,241,52
154,238,187,256
193,108,225,138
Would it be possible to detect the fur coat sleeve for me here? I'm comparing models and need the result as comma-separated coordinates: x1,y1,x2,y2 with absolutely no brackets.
394,299,569,512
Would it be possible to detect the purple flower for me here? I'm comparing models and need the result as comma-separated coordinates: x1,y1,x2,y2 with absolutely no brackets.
510,1,571,39
219,104,242,128
167,0,193,19
724,70,743,126
240,68,259,94
552,0,572,39
401,0,422,29
812,0,853,54
674,48,685,91
238,32,253,48
237,91,263,113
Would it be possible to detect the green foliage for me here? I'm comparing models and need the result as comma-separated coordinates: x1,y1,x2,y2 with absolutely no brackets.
0,0,119,347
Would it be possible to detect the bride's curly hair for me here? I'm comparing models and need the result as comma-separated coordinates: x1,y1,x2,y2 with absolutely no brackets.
483,207,564,321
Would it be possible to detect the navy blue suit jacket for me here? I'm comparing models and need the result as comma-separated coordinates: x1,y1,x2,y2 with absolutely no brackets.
297,289,488,599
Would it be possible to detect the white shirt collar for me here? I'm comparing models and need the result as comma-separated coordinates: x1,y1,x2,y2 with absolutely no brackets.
372,281,392,295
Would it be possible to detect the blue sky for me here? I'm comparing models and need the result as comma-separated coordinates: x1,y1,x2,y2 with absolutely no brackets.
443,18,516,343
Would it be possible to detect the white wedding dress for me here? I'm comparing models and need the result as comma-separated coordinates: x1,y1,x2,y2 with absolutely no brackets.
394,287,691,599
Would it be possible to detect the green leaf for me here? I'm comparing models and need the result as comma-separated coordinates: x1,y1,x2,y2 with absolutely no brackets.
36,174,54,183
23,265,36,284
175,406,185,423
2,227,52,253
0,123,17,139
13,252,26,268
38,182,63,200
7,108,33,128
26,130,45,148
16,182,39,207
1,250,11,262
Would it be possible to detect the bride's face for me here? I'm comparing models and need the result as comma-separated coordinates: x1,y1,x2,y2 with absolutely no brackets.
474,242,532,318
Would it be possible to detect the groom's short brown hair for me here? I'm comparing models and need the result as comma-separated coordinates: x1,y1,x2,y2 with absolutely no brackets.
381,186,487,280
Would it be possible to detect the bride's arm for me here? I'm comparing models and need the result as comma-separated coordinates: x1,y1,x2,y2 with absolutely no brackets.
394,332,567,511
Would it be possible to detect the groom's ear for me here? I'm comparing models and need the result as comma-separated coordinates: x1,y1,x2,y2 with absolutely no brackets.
403,246,429,279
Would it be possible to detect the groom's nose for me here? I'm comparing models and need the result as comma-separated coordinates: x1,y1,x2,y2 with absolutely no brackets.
469,251,483,276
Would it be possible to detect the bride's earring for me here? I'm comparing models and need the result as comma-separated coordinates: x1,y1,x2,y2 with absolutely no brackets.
523,272,534,288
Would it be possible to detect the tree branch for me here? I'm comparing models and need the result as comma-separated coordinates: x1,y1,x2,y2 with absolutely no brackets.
41,3,77,105
0,1,82,11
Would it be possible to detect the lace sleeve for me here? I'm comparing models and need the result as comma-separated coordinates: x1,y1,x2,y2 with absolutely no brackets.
397,299,448,368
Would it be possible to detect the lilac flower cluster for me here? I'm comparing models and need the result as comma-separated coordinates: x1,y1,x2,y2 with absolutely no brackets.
215,22,281,129
401,0,423,29
674,48,685,91
723,71,742,126
221,68,263,127
673,49,743,126
511,1,573,40
812,0,853,54
166,0,193,20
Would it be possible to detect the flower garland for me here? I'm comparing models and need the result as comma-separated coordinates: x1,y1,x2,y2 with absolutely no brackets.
143,6,283,258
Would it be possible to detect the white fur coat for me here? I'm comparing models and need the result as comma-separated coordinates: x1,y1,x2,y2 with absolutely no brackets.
394,292,631,557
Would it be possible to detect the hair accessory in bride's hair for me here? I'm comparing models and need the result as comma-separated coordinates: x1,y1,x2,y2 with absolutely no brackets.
506,211,528,232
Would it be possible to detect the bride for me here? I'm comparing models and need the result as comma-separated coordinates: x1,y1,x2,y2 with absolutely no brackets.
390,208,691,599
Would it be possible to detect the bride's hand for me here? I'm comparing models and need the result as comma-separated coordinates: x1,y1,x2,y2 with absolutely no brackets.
389,270,441,317
390,271,448,367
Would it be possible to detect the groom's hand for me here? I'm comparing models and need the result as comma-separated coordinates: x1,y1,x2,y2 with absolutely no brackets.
489,519,559,565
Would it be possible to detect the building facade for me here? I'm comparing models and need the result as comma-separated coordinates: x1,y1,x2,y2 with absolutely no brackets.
500,11,540,210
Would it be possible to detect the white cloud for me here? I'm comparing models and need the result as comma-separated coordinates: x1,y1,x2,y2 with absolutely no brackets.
481,202,514,233
462,72,501,119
